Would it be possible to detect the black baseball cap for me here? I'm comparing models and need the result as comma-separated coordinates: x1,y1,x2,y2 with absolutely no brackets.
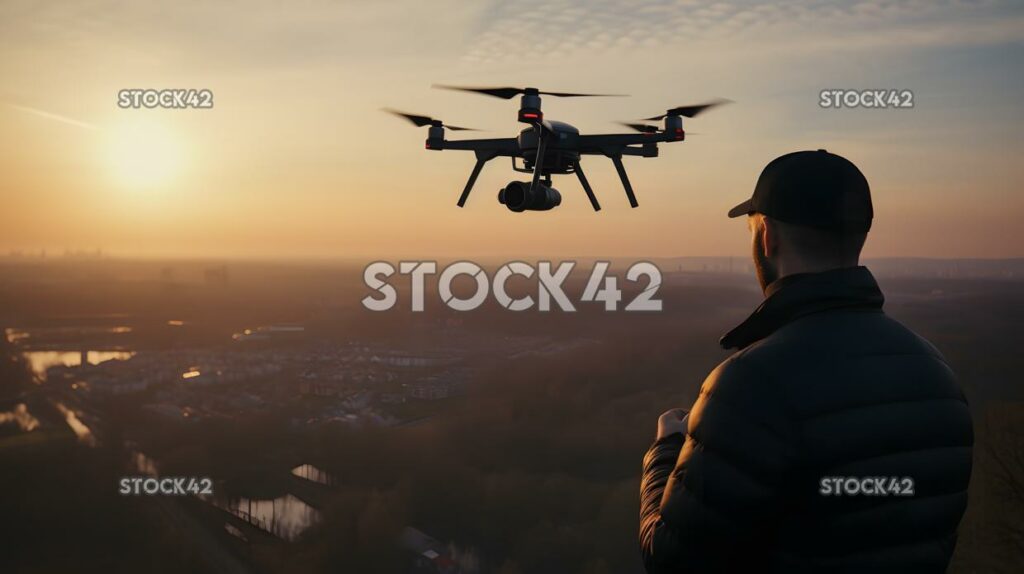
728,149,873,233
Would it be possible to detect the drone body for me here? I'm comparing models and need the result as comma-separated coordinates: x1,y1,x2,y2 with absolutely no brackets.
387,86,727,212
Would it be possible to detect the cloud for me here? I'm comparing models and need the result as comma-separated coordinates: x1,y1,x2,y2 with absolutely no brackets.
462,0,1024,64
3,102,98,130
0,0,488,73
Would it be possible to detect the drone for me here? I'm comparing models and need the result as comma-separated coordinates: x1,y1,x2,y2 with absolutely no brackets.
386,85,728,212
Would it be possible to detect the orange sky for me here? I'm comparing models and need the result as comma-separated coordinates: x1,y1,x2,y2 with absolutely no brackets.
1,0,1023,260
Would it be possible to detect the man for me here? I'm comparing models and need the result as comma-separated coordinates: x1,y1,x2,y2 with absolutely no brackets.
639,150,973,573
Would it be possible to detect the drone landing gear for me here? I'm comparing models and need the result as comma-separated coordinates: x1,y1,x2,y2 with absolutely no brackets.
457,150,499,207
457,144,639,211
573,162,601,212
609,155,639,208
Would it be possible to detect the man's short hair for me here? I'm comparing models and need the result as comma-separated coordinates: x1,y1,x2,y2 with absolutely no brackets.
770,216,867,265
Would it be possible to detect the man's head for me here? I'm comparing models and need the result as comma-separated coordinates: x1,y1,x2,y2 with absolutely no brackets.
729,149,873,292
747,213,868,291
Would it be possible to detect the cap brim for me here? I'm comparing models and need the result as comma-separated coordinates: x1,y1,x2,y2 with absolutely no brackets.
727,198,754,218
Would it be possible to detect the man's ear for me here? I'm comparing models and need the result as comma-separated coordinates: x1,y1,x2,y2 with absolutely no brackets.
761,216,776,258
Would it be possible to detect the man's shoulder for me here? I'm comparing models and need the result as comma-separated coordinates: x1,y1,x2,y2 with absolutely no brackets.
737,307,948,370
699,353,781,412
720,308,964,419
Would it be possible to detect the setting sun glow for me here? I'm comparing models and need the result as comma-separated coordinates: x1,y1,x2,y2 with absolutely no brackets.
104,119,184,191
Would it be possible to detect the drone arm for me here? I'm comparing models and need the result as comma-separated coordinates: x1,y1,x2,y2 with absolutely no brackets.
439,138,519,154
610,155,639,208
457,150,499,207
621,145,658,158
578,132,676,152
574,162,601,212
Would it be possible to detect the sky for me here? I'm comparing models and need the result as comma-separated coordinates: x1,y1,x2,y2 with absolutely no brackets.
0,0,1022,260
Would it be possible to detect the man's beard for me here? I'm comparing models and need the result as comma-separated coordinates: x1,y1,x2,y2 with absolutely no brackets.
753,232,779,293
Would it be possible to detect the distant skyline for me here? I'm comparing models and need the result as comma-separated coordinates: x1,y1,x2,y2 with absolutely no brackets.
1,0,1023,259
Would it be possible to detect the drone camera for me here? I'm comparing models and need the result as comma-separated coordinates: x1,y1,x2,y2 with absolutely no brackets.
498,181,562,212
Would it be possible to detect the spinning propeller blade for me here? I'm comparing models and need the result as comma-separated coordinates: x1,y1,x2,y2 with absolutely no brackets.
619,122,660,134
433,85,626,99
618,122,703,135
382,108,478,131
643,99,732,120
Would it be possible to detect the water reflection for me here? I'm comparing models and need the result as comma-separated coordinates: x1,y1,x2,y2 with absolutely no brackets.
23,351,135,380
0,403,40,432
131,451,159,477
54,402,96,447
291,463,336,486
5,326,133,343
220,494,320,541
4,328,30,343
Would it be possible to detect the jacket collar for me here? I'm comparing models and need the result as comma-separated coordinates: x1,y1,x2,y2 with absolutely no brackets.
719,266,884,350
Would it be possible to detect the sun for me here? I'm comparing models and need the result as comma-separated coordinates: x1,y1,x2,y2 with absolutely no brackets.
104,118,185,190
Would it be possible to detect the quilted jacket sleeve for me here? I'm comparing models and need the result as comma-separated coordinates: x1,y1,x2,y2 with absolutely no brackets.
639,357,799,573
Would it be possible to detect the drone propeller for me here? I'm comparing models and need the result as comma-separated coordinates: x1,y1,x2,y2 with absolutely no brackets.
382,108,478,131
643,99,732,120
620,122,660,134
433,84,626,99
619,122,703,135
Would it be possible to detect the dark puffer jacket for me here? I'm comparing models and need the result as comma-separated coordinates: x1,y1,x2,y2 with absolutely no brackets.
640,266,973,573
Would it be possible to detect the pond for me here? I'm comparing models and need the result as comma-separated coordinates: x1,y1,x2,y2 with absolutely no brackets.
23,351,135,380
219,494,320,541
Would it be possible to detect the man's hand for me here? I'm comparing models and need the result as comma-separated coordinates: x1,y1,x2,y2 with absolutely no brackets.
656,408,688,440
